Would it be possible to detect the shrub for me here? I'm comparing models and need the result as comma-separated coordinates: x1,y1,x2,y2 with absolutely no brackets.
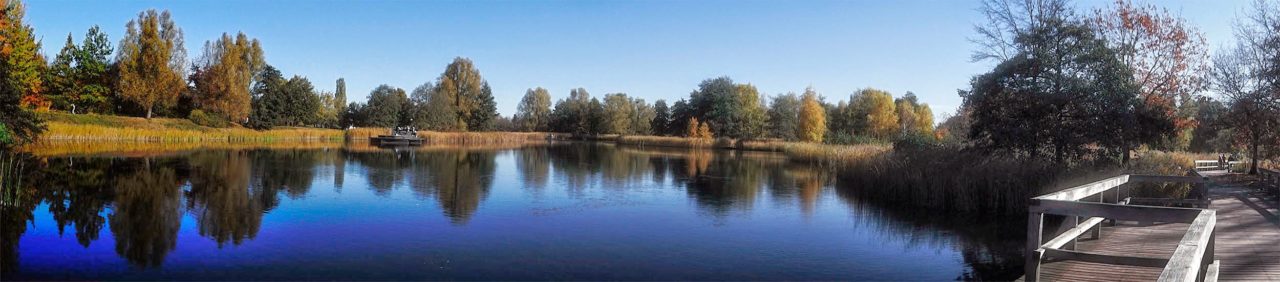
188,110,231,128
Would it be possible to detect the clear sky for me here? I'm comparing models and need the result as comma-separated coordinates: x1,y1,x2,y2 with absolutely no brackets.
26,0,1250,121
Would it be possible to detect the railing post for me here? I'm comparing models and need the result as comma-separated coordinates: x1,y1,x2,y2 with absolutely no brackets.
1026,209,1044,282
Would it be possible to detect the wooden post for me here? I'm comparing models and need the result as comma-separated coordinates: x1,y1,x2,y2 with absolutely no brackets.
1026,210,1044,282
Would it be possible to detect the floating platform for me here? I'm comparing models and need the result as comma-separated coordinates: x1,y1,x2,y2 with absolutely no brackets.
370,134,423,146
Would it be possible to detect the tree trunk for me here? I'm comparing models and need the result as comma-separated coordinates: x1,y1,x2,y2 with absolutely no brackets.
146,106,153,120
1250,131,1259,175
1121,143,1131,164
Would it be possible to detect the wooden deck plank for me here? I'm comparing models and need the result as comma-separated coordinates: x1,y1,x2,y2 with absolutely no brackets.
1022,172,1279,281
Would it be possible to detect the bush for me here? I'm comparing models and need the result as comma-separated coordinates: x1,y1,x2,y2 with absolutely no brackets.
188,110,231,128
0,123,12,147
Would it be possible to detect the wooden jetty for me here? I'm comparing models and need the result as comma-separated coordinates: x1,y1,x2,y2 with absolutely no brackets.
1020,162,1280,281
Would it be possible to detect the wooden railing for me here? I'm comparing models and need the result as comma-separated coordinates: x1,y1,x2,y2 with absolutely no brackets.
1025,169,1220,282
1261,168,1279,203
1195,160,1244,172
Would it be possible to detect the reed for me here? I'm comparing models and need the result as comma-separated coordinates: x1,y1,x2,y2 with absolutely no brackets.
615,135,715,148
43,122,344,142
782,142,892,166
37,112,343,143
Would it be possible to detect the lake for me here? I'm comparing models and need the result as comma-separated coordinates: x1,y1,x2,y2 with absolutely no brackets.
2,143,1023,280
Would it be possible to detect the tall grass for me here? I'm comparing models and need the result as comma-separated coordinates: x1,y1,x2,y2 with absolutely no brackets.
783,142,892,166
831,146,1207,215
37,112,343,142
43,122,343,142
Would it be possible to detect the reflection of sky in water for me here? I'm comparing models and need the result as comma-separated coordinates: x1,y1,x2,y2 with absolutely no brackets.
6,145,1016,280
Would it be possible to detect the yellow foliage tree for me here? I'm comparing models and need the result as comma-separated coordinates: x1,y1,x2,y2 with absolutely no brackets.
913,103,934,136
857,89,898,139
797,88,826,142
686,117,700,138
697,121,713,139
116,9,186,119
686,117,713,139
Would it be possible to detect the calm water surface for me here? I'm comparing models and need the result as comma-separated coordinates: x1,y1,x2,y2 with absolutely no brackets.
2,143,1022,280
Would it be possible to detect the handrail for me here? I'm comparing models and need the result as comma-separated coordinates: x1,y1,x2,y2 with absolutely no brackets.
1024,169,1217,282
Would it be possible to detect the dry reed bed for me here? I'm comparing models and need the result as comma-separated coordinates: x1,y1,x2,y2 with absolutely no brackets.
19,141,345,157
43,122,344,142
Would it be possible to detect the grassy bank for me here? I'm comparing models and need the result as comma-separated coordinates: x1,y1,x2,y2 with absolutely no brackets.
37,112,343,142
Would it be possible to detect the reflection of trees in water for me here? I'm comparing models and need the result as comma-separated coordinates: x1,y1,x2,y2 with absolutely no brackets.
186,150,260,247
347,150,409,196
832,180,1024,281
109,158,184,268
677,151,767,217
39,157,116,247
250,149,321,200
515,147,549,194
546,144,605,196
409,150,496,225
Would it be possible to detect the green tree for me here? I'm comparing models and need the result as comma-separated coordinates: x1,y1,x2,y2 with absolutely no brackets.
248,66,321,128
116,9,186,119
602,93,635,134
550,88,595,135
334,78,346,116
630,97,655,135
0,0,45,146
47,34,78,111
73,26,114,113
688,77,766,138
767,92,801,140
797,88,826,142
667,99,693,136
964,13,1143,163
364,85,409,128
469,82,497,131
514,87,552,132
190,32,264,123
410,82,457,131
651,100,670,136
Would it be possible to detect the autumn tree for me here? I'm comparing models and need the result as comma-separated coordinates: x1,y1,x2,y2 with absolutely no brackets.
190,32,264,123
851,88,899,139
0,0,45,145
116,9,186,119
601,93,636,134
1092,0,1209,155
797,88,826,142
433,57,494,131
515,87,552,132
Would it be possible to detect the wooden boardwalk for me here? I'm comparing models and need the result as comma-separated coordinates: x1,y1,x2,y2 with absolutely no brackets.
1024,169,1280,281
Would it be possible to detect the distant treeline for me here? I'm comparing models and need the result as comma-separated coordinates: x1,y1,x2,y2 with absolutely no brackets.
2,0,1278,173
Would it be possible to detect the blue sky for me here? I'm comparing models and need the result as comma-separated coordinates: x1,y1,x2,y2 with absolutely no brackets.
27,0,1249,121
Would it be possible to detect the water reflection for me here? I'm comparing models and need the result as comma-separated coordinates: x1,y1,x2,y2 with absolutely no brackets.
3,143,1023,280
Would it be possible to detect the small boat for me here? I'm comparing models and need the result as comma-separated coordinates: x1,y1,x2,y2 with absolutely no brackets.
370,127,423,146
